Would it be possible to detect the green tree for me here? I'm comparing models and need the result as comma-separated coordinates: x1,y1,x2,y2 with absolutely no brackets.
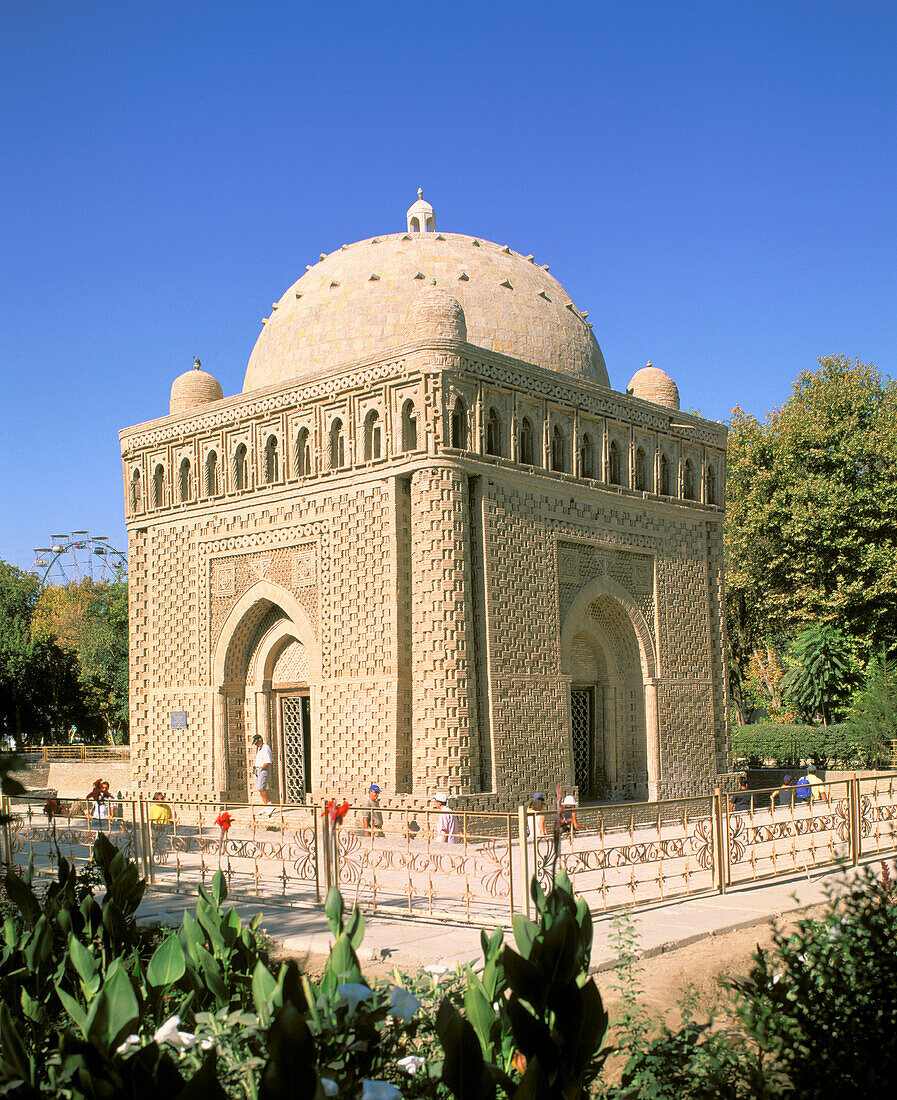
0,561,86,744
848,657,897,764
726,356,897,719
780,623,854,726
33,578,129,742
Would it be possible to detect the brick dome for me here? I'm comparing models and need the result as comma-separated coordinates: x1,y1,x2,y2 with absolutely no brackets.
243,226,609,392
402,286,467,342
626,364,680,410
170,363,223,415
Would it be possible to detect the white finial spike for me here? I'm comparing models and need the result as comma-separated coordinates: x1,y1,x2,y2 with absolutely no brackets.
417,187,423,200
646,360,652,368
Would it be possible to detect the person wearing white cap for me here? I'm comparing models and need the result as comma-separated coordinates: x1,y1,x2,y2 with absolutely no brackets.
560,794,581,835
433,792,459,844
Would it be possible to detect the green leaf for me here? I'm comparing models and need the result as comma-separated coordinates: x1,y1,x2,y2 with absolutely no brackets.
0,1002,34,1084
464,981,497,1058
512,913,538,959
55,983,89,1034
324,885,344,935
68,934,99,987
346,905,365,949
148,933,187,988
23,914,53,972
4,867,41,927
86,960,139,1049
252,960,278,1021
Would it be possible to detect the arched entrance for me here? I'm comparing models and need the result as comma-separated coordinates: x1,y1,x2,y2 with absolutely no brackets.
212,581,320,802
560,576,658,802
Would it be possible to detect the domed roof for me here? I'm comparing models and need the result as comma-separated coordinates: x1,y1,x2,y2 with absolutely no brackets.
626,363,679,410
243,226,609,393
402,286,467,342
170,360,223,415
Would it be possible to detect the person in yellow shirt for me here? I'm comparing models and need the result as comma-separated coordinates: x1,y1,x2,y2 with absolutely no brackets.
149,792,174,825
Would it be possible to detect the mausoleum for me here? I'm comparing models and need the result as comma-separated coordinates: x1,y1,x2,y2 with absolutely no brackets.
120,193,731,807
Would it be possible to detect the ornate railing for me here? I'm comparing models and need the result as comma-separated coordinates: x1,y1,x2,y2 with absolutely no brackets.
2,776,896,926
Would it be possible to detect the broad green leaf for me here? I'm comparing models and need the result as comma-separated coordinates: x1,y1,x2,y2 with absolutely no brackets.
55,984,89,1034
512,913,538,959
147,932,187,988
86,960,139,1049
68,934,99,987
324,886,344,934
251,959,277,1020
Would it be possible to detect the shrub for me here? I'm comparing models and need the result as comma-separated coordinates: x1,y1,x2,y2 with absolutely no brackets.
731,722,873,768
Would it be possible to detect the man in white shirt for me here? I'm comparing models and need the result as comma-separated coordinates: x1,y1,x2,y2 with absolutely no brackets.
252,733,274,814
433,791,459,844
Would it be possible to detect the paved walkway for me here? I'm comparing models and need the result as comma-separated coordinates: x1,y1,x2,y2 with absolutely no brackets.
135,863,854,976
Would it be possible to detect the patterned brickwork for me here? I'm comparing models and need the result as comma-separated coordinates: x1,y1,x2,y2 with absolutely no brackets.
123,277,730,807
410,467,478,794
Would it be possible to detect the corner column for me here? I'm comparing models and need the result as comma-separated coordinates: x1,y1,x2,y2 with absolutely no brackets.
410,464,480,796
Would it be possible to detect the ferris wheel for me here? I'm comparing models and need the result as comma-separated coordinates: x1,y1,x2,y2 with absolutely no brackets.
31,532,128,588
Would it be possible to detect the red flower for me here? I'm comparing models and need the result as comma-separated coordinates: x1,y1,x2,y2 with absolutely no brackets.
215,811,233,831
325,800,350,826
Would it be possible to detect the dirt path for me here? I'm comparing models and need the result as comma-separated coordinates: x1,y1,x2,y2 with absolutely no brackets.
597,904,827,1029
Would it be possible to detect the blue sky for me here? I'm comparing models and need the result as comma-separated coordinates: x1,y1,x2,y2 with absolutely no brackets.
1,0,895,574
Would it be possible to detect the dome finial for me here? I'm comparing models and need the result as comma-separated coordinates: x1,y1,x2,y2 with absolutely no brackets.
407,189,435,233
193,356,202,370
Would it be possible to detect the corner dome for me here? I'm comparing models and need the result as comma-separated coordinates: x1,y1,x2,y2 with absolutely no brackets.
243,226,609,392
402,286,467,342
170,360,223,415
626,363,679,410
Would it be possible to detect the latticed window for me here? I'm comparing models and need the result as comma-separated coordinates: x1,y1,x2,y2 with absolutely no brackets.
660,453,671,495
179,458,192,502
551,425,566,472
579,433,594,478
295,428,311,476
707,462,716,505
486,407,502,457
401,400,417,452
205,451,218,496
264,435,279,483
519,417,534,464
329,419,345,469
683,459,695,500
234,444,248,490
608,440,621,485
450,398,467,449
635,447,648,492
364,410,381,461
153,464,164,508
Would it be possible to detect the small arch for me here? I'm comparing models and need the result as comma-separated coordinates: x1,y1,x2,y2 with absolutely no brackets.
364,409,382,461
205,451,218,496
551,424,567,472
608,440,621,485
234,443,249,491
486,407,502,457
401,399,418,452
329,418,345,469
130,468,142,514
560,575,657,681
579,433,595,478
295,428,311,476
519,416,534,465
683,458,695,500
264,435,279,484
660,453,671,496
635,446,648,492
706,462,717,505
153,464,164,508
178,457,192,502
450,397,467,449
410,216,421,232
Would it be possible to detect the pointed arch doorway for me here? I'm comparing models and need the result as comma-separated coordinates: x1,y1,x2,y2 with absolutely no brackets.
561,576,658,802
212,581,320,802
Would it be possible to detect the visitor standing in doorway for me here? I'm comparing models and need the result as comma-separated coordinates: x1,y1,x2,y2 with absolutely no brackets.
252,734,274,814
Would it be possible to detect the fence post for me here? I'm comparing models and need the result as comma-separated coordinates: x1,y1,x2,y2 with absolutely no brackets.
712,789,727,895
321,807,332,893
850,773,860,866
312,803,322,903
517,805,530,921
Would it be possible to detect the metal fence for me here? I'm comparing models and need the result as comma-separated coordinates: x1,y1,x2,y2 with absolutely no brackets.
24,745,131,763
3,776,897,926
